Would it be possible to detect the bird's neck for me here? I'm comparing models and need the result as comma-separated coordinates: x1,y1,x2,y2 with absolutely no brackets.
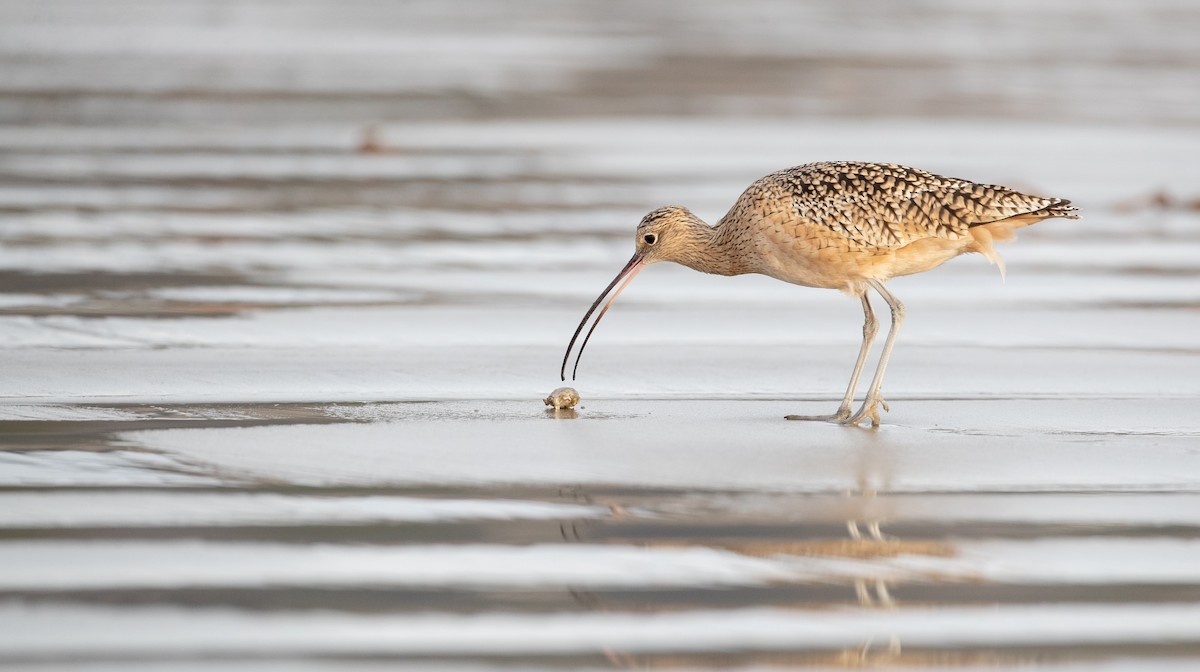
673,219,743,276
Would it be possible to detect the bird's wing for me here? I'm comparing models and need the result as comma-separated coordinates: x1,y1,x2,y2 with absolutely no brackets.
773,162,1068,250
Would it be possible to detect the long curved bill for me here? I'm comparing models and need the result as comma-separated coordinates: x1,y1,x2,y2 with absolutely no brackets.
560,253,644,381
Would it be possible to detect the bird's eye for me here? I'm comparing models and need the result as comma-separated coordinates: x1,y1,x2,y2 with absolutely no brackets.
643,233,657,245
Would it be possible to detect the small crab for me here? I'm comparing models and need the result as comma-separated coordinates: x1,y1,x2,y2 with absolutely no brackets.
543,386,580,410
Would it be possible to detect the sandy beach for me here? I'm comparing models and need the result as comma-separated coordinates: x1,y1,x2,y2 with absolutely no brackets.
2,1,1200,669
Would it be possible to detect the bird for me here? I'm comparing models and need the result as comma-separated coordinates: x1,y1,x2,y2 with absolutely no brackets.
560,161,1078,427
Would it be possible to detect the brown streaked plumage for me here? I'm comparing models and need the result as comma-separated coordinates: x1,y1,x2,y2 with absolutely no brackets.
561,161,1078,427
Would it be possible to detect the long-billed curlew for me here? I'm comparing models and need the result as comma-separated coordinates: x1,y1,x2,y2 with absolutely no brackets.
560,161,1078,427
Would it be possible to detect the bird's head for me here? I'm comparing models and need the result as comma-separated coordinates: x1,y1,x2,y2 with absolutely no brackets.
633,205,706,265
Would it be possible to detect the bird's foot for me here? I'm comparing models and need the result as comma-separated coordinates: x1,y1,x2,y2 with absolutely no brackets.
843,396,888,428
786,405,851,422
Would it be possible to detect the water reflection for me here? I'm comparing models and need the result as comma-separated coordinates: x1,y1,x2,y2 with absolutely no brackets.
553,485,937,667
847,500,903,666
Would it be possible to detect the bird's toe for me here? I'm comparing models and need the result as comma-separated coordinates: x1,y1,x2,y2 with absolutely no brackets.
844,397,887,428
786,407,851,422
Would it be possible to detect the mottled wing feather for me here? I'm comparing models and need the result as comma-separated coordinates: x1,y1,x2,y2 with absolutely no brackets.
764,161,1065,251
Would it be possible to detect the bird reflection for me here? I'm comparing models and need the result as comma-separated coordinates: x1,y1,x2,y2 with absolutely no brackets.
846,489,897,610
845,496,903,666
549,484,954,668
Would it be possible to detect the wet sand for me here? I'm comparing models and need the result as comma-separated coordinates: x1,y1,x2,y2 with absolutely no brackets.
3,0,1200,669
3,399,1200,668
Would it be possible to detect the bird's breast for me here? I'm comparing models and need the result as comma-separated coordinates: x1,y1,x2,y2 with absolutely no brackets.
753,226,973,290
745,224,875,290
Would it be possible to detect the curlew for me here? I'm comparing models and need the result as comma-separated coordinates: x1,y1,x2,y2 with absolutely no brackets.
560,161,1078,427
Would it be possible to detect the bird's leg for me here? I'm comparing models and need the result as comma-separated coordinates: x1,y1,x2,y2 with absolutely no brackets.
844,280,904,428
786,292,878,422
839,293,879,418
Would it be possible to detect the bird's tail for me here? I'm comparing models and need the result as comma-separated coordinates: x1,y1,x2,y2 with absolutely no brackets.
1041,198,1080,220
966,197,1077,282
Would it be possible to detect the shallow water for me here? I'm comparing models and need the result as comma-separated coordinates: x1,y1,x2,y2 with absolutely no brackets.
3,0,1200,669
4,401,1200,669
